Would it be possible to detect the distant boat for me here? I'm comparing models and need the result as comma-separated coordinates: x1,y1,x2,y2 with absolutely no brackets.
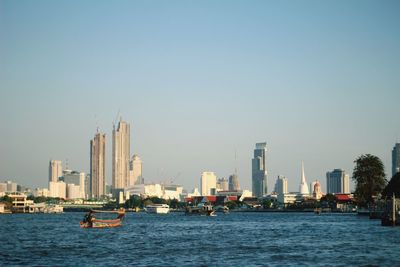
80,208,125,228
145,204,170,214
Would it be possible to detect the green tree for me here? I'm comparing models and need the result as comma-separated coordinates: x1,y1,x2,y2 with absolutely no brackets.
382,172,400,198
352,154,386,207
262,199,272,209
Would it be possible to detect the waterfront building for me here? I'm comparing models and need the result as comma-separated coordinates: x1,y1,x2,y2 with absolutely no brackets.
200,172,217,196
49,181,66,199
392,143,400,177
112,119,130,190
252,142,268,198
217,177,229,191
274,175,288,195
326,169,350,194
129,154,143,186
299,162,309,196
34,188,50,197
228,174,240,191
277,193,298,205
49,160,62,182
90,132,106,198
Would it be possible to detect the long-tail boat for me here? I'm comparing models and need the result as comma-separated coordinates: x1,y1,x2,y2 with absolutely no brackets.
80,208,125,228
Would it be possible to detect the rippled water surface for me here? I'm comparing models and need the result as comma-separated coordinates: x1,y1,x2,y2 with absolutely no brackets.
1,212,400,266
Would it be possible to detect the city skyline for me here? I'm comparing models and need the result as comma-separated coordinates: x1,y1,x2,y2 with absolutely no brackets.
1,1,400,193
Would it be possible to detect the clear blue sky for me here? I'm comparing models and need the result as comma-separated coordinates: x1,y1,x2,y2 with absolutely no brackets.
1,0,399,193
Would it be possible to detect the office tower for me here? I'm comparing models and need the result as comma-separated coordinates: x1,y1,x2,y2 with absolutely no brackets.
49,160,62,182
274,175,288,195
392,143,400,177
63,171,86,199
217,177,229,191
112,119,130,190
228,174,240,191
85,174,91,199
252,142,268,198
326,169,350,194
129,154,142,186
299,162,309,196
49,181,66,199
91,132,106,198
200,172,217,196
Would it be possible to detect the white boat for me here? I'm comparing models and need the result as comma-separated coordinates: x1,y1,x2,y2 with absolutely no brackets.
145,204,170,214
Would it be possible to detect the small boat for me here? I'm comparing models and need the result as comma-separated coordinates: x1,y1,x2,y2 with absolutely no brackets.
80,208,125,228
145,204,170,214
314,208,322,215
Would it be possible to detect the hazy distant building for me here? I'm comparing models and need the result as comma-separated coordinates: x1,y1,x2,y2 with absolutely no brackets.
112,120,130,190
49,181,66,199
228,174,240,191
326,169,350,194
200,172,217,196
91,132,106,198
0,182,6,193
85,174,91,199
216,177,229,191
274,175,288,195
49,160,62,182
252,142,268,198
392,143,400,177
129,154,143,186
63,171,86,199
312,180,323,200
67,184,81,199
299,162,309,196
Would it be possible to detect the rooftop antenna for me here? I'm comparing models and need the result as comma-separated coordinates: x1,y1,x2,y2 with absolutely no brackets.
94,114,99,133
65,158,69,170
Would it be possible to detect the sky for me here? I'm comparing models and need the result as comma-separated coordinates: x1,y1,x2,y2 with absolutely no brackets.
1,0,400,193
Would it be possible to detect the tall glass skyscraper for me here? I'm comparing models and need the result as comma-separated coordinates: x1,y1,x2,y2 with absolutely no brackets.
326,169,350,194
112,119,130,190
392,143,400,177
252,142,268,198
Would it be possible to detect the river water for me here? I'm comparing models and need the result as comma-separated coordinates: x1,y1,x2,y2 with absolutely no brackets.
1,212,399,266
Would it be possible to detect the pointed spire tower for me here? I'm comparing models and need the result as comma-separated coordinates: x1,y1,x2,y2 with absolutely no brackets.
299,161,310,195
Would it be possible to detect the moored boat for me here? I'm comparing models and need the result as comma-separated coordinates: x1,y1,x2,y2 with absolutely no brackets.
80,208,125,228
145,204,170,214
185,203,216,216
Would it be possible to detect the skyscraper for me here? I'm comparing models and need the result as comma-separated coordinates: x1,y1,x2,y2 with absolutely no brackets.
392,143,400,177
252,142,268,198
274,175,288,195
228,174,240,191
200,172,217,196
299,162,309,196
90,132,106,198
49,160,62,183
112,119,130,190
129,154,143,185
217,177,229,191
326,169,350,194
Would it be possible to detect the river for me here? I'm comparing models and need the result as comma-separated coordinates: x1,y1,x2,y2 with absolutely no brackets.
1,212,399,266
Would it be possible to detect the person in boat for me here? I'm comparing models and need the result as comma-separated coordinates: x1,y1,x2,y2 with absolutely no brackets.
83,210,95,227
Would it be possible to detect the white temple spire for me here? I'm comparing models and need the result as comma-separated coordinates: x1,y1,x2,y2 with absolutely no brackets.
299,161,310,195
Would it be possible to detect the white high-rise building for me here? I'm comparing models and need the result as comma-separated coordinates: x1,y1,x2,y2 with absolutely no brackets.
274,175,288,195
67,184,81,199
112,120,130,190
63,171,86,199
49,181,66,199
49,160,62,182
91,132,106,198
200,172,217,196
299,162,310,196
129,154,143,186
326,169,350,194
